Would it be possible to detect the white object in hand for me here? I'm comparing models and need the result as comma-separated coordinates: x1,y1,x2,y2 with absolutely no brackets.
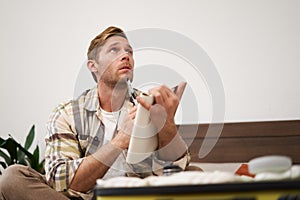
248,155,292,174
126,93,157,164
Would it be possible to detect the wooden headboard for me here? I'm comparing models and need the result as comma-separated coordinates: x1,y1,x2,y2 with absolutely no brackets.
179,120,300,164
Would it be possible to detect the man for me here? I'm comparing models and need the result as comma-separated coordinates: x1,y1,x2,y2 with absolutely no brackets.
0,26,189,200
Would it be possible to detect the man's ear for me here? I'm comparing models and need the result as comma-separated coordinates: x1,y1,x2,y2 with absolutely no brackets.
87,60,98,73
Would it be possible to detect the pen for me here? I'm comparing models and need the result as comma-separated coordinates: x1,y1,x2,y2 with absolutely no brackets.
126,78,137,105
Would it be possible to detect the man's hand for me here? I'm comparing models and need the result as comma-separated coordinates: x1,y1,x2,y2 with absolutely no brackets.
111,106,137,150
137,82,187,149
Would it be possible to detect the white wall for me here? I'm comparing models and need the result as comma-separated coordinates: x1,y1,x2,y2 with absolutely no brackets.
1,0,299,154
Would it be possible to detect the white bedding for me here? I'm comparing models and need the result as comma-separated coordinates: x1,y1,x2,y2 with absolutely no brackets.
96,163,300,188
189,162,242,173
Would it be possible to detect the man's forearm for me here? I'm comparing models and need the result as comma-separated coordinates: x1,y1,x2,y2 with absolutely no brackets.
157,124,187,161
69,143,123,192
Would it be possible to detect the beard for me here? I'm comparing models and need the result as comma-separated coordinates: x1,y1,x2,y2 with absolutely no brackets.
99,70,131,91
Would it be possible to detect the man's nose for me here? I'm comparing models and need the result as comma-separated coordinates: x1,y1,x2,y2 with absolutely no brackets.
120,51,130,61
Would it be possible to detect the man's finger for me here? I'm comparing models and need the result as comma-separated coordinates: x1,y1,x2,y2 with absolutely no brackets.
136,96,152,110
174,82,187,100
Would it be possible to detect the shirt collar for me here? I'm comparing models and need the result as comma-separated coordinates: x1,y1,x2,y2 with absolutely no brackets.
83,86,141,112
84,86,99,112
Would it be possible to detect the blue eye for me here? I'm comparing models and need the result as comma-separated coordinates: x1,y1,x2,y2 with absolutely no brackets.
125,49,133,55
110,47,118,53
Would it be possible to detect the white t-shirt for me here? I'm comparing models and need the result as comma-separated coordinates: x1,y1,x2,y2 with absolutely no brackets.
100,107,121,145
100,107,127,179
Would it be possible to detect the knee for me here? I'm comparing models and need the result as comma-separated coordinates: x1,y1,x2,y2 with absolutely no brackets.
1,164,27,177
0,165,28,189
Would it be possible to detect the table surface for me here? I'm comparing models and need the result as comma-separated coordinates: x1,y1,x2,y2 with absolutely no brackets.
95,180,300,197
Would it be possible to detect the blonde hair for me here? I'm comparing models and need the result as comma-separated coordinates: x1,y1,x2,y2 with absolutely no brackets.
87,26,127,60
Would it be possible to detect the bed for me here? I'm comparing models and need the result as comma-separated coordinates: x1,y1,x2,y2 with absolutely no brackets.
94,120,300,200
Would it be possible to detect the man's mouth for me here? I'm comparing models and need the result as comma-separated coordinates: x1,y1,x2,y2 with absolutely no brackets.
119,65,132,71
120,66,131,70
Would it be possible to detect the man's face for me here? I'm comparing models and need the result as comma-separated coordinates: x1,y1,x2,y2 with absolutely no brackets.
95,36,134,86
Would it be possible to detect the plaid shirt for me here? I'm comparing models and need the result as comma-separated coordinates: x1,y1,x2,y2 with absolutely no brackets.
45,86,189,198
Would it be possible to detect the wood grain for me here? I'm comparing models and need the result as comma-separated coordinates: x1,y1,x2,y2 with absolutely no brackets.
178,120,300,163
